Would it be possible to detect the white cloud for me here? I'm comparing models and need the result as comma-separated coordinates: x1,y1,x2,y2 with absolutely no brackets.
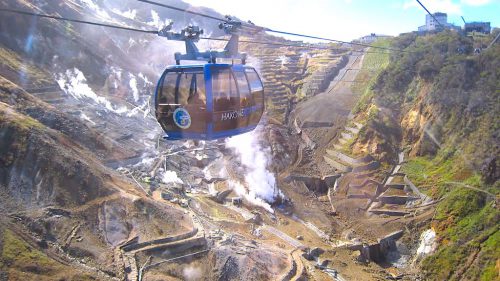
403,0,462,15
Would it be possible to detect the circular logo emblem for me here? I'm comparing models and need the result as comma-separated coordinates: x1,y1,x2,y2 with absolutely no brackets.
173,108,191,129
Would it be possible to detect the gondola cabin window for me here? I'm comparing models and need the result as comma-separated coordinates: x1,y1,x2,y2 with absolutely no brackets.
212,69,238,111
156,69,207,134
245,68,265,125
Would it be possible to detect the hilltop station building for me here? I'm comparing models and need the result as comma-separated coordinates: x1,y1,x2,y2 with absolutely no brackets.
418,12,491,34
418,12,460,32
464,22,491,34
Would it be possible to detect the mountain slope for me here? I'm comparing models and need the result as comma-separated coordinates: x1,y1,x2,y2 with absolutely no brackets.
348,30,499,280
0,74,196,279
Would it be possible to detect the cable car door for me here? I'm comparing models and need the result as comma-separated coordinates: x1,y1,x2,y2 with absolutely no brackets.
210,66,240,135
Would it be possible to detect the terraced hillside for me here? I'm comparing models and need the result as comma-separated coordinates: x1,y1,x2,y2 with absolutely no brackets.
274,30,499,280
241,36,349,123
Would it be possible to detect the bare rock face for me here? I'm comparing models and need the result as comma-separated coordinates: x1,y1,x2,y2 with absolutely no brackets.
0,106,114,209
268,126,296,172
399,100,442,158
100,200,131,247
412,131,440,157
210,246,290,280
0,78,195,277
481,156,499,184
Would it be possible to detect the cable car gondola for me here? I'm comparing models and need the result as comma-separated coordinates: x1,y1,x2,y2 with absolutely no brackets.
155,20,264,140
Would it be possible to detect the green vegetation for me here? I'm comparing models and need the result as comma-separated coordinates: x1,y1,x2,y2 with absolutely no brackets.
0,47,52,86
1,229,60,273
398,31,497,167
351,39,391,114
375,31,498,114
353,31,499,167
0,229,96,280
295,85,306,101
402,148,468,197
403,147,499,280
338,134,356,156
336,43,392,157
353,30,500,280
0,102,45,131
421,195,498,280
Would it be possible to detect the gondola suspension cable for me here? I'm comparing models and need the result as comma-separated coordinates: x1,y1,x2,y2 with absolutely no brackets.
262,28,407,53
0,7,158,34
202,36,350,51
0,8,313,49
415,0,445,29
136,0,411,53
0,8,397,56
198,35,397,55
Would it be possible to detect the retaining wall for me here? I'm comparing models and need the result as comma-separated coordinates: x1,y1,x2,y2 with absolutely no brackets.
122,228,199,252
352,161,380,173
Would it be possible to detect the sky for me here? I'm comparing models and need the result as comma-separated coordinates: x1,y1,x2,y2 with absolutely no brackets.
183,0,500,42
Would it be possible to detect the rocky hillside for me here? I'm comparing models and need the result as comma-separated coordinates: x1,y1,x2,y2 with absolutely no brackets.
346,31,499,280
0,75,197,279
0,1,299,280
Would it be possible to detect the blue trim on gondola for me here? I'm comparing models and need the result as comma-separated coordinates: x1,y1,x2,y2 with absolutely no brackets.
154,69,168,111
164,124,257,140
204,65,213,134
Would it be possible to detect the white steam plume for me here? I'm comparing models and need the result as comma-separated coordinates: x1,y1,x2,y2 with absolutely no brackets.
278,55,289,67
147,10,171,29
80,112,96,125
129,73,139,102
79,0,113,21
138,72,153,87
57,68,128,114
111,8,137,20
162,170,183,184
228,180,274,213
225,131,280,209
415,229,437,262
182,266,202,281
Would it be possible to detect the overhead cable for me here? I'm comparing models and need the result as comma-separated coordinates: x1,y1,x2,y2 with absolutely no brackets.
0,7,396,56
137,0,410,53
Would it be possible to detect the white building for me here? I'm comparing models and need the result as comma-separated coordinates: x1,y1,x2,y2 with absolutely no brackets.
418,12,460,32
